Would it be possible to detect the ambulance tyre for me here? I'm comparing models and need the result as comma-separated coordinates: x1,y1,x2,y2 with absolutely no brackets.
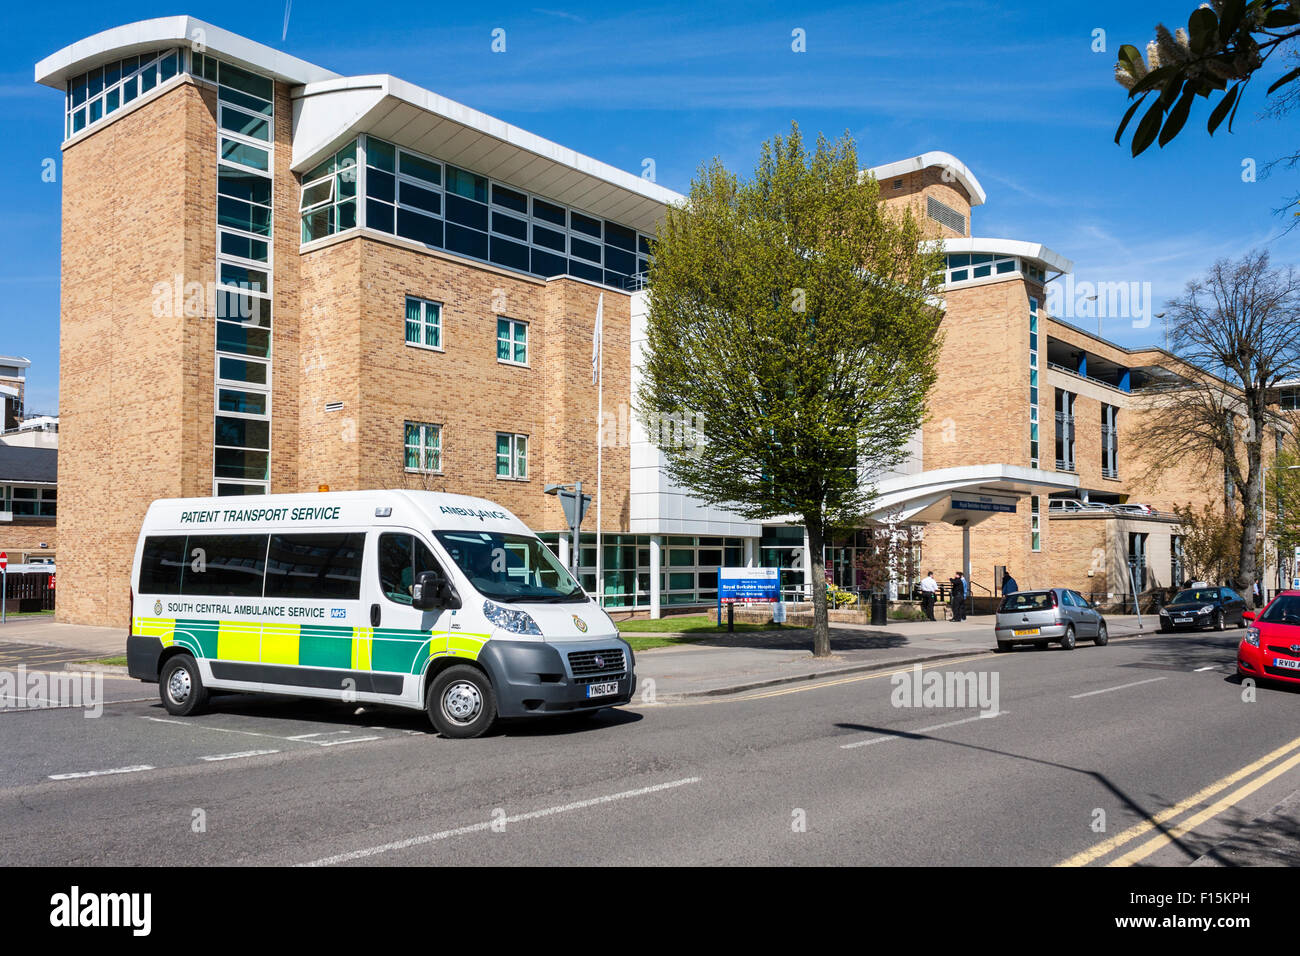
427,665,497,739
160,654,208,717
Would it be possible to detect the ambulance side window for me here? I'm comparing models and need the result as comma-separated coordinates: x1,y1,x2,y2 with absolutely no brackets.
140,535,187,595
378,533,440,605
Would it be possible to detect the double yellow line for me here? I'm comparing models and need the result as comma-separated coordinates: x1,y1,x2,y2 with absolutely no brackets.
1058,733,1300,867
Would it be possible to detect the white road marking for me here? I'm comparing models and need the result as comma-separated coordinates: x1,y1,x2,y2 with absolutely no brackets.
298,776,703,867
1194,666,1217,672
200,749,281,762
140,716,387,747
841,711,1009,750
317,736,381,746
1070,677,1167,699
49,765,154,780
0,696,153,712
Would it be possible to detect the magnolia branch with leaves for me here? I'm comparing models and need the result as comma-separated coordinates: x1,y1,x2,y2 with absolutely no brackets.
1114,0,1300,155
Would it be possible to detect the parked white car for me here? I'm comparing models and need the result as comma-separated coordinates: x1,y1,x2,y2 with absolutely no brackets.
1047,498,1109,513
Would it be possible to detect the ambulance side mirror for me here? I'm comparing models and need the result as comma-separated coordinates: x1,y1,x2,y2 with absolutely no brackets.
413,569,459,611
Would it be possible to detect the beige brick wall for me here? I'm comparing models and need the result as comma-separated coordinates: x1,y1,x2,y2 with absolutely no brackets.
0,522,57,563
879,166,972,238
57,80,215,626
289,231,633,538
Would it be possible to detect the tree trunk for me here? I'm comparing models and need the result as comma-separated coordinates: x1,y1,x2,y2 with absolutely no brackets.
806,519,831,657
1240,440,1263,594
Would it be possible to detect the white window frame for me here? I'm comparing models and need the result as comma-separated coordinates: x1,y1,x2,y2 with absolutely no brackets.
496,432,528,480
405,296,444,352
405,422,442,474
496,317,529,366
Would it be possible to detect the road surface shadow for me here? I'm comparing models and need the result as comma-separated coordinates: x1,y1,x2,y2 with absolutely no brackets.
833,720,1217,865
146,692,643,738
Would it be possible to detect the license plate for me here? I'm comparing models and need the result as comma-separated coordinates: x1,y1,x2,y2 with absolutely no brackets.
586,681,619,698
1175,617,1193,624
1273,658,1300,671
1013,628,1039,636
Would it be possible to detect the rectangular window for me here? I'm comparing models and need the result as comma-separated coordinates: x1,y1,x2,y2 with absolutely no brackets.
404,421,442,473
180,534,269,597
1101,404,1119,478
219,389,268,415
445,165,487,203
1055,390,1076,472
1031,496,1041,552
496,318,528,365
218,357,268,386
496,432,528,479
404,296,442,349
264,533,366,600
139,535,187,595
1127,532,1149,592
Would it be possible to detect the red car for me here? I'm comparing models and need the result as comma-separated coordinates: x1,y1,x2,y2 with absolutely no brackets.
1237,591,1300,684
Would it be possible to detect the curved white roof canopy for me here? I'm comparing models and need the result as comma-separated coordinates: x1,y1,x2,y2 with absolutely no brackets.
936,237,1074,276
866,151,987,207
35,16,337,88
293,75,684,235
868,464,1080,525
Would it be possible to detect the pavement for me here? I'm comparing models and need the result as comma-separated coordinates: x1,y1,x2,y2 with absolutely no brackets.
630,613,1161,698
0,611,1167,698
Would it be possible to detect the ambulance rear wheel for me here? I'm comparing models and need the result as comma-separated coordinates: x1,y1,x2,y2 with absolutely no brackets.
427,665,497,739
159,654,208,717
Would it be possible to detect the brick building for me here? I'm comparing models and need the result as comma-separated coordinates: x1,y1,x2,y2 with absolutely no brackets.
38,17,1271,626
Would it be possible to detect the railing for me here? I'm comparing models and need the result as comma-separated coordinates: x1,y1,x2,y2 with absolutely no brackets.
1046,362,1129,394
2,571,55,612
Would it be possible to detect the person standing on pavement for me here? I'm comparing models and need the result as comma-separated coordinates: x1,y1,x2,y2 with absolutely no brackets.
1002,570,1018,597
949,571,967,622
920,571,938,620
1253,580,1263,609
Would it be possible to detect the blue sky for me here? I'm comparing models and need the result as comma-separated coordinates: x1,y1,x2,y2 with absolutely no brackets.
3,0,1299,413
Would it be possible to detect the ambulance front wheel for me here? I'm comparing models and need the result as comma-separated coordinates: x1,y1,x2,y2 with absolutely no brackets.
427,665,497,738
159,654,208,717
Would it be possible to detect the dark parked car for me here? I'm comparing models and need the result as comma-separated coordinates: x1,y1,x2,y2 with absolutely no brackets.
1158,586,1248,632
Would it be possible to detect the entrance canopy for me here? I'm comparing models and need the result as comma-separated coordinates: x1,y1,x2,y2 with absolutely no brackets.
868,464,1079,526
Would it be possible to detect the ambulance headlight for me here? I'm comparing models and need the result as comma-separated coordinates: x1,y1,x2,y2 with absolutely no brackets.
483,600,542,636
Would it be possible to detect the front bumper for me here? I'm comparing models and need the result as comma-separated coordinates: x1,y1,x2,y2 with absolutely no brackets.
480,638,636,718
1237,641,1300,683
1159,612,1215,630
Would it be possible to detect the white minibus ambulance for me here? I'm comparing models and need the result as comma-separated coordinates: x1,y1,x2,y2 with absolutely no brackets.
126,490,635,738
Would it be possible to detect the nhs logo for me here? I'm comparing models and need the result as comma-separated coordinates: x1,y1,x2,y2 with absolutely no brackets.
330,608,347,619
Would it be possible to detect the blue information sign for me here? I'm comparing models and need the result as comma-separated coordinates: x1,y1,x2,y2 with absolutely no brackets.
718,567,781,604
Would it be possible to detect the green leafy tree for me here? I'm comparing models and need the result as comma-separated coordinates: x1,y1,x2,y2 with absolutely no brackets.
1267,445,1300,578
636,125,943,657
1172,501,1244,586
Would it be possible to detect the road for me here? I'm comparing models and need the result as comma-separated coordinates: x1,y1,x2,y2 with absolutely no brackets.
2,627,1298,866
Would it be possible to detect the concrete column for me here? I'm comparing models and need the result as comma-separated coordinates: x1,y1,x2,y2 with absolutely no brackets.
649,535,662,620
557,536,570,573
743,537,757,568
962,524,972,616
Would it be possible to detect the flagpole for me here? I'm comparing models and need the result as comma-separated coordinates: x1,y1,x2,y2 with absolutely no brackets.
595,293,604,609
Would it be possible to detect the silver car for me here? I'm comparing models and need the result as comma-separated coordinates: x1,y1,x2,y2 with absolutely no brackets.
994,588,1109,651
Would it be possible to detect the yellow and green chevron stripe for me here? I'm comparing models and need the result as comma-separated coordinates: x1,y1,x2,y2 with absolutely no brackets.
132,617,489,675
